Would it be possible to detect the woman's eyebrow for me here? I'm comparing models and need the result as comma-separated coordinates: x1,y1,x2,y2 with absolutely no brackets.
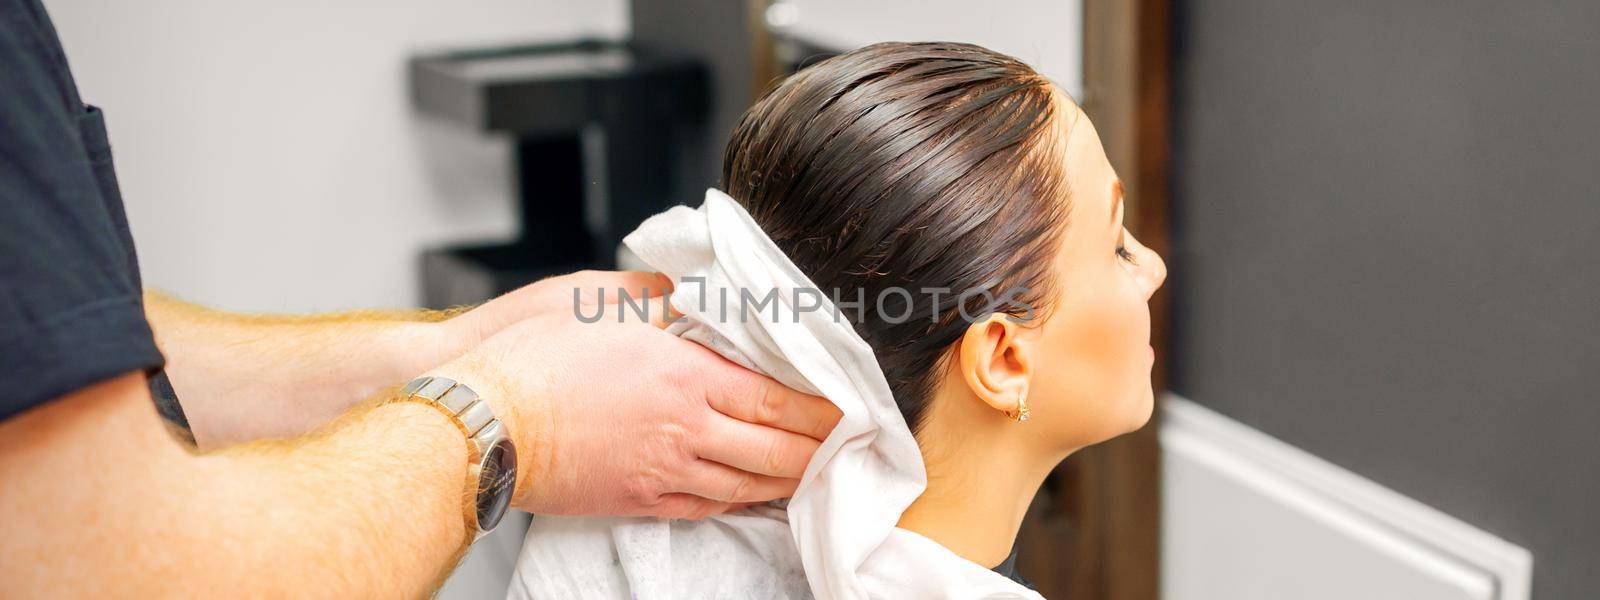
1111,179,1126,226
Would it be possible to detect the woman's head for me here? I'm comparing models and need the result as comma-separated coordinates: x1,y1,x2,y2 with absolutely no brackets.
723,42,1165,455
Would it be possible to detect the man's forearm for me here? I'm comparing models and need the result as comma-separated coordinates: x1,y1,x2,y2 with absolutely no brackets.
144,292,476,448
0,372,471,597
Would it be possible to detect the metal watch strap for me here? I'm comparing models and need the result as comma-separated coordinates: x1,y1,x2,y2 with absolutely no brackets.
400,376,518,540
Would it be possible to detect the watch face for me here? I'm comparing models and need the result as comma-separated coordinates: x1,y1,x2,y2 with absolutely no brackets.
475,438,517,532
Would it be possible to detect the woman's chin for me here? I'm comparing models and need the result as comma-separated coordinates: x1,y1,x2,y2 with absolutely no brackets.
1123,385,1157,433
1080,387,1157,447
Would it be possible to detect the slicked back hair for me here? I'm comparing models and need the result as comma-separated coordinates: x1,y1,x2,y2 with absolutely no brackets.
722,42,1074,432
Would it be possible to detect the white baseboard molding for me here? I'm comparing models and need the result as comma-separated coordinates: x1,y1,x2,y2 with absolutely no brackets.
1161,395,1532,600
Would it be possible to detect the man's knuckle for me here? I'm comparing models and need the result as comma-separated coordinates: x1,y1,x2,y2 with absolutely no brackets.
710,366,759,414
755,383,785,424
727,474,753,502
813,411,834,438
761,439,788,476
627,465,670,504
624,482,651,506
657,418,685,442
667,445,701,486
660,417,697,456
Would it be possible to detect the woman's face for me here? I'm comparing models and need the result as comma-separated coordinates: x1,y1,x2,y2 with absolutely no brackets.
1024,102,1167,452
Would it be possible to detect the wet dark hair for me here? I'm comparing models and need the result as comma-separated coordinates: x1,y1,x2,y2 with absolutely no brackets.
722,41,1073,432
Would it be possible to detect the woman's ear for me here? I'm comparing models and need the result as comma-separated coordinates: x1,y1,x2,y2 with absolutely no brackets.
957,313,1035,419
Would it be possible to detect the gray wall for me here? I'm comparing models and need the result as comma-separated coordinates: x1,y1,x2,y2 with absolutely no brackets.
1168,2,1599,597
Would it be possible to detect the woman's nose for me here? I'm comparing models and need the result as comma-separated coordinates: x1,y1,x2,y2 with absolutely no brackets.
1140,247,1167,300
1126,233,1166,300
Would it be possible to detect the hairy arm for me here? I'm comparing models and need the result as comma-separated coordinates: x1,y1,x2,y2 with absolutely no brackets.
144,292,473,449
144,271,671,450
0,371,473,597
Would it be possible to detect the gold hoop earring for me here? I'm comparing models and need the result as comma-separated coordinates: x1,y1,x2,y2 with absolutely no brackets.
1009,392,1030,423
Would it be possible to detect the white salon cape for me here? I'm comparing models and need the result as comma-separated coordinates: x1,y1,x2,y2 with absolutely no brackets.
509,190,1042,600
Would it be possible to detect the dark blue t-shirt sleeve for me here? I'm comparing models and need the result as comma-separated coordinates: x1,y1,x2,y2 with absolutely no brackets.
0,2,165,421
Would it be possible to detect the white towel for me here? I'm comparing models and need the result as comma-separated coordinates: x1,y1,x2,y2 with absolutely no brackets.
509,189,1042,600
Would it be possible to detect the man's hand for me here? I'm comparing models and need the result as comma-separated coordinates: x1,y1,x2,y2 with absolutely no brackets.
428,312,842,519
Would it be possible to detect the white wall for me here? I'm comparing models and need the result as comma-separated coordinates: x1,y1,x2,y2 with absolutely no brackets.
782,0,1082,98
45,0,627,313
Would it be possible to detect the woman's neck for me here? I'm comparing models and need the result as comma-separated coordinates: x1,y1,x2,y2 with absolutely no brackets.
895,429,1065,569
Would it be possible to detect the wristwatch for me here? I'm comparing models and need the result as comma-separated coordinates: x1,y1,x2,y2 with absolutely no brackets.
400,376,518,541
